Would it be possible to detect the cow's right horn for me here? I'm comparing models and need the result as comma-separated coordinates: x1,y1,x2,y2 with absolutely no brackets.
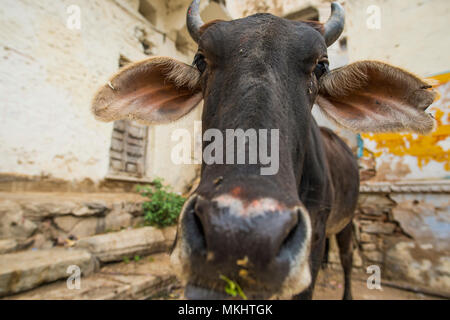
323,2,345,47
187,0,204,43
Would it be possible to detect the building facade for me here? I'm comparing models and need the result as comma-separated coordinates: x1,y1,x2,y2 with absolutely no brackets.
0,0,449,294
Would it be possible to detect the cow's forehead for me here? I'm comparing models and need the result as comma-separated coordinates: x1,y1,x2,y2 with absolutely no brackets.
198,14,326,57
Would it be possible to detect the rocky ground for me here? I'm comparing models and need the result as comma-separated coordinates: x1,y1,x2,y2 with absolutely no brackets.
3,252,176,300
0,192,444,300
313,268,439,300
155,265,440,301
3,250,440,300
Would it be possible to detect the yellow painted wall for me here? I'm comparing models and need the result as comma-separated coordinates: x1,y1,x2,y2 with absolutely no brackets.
361,73,450,181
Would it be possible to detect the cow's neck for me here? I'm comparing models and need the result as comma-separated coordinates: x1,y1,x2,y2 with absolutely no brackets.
298,119,333,216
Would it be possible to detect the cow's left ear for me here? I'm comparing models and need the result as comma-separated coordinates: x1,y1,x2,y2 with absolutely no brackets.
316,61,436,134
92,57,202,124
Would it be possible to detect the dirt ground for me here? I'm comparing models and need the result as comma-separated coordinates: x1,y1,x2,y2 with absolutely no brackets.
159,267,440,300
312,268,439,300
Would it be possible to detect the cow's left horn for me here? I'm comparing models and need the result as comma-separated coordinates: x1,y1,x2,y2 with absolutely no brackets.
187,0,204,43
323,2,345,47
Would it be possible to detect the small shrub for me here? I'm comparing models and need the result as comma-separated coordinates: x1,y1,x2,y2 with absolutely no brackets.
137,178,186,228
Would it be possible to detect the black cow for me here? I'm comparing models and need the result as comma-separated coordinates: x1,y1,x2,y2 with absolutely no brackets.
92,1,435,299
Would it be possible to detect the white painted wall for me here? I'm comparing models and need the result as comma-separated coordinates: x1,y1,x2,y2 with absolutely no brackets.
346,0,450,181
346,0,450,77
0,0,204,191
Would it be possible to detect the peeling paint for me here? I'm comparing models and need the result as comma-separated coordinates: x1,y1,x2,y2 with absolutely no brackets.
361,73,450,179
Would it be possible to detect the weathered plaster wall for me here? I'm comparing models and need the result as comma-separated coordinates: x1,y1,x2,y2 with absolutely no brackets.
346,0,450,182
225,0,324,19
0,0,229,192
346,0,450,76
324,186,450,293
0,0,184,182
356,190,450,293
362,78,450,181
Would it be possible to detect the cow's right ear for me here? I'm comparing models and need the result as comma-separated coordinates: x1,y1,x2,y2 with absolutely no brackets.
316,61,436,134
92,57,202,124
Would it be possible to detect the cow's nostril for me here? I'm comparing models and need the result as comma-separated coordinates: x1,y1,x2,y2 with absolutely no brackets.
193,209,206,246
193,198,207,240
277,209,306,258
182,196,207,252
280,220,298,250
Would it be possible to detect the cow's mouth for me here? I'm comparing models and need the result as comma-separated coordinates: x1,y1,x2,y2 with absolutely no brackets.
185,283,272,300
185,284,230,300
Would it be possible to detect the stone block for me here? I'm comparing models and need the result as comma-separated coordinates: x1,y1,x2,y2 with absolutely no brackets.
361,222,396,235
385,241,450,293
0,248,97,297
0,200,37,239
361,243,377,251
70,217,105,238
75,227,169,262
363,251,383,263
360,233,376,243
0,239,18,254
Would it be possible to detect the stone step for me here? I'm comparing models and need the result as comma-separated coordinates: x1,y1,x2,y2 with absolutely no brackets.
0,191,150,251
3,253,177,300
0,192,146,219
75,226,176,263
0,225,177,297
0,248,97,297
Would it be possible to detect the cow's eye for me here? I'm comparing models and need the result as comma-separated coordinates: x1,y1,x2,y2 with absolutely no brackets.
313,60,329,79
194,53,207,73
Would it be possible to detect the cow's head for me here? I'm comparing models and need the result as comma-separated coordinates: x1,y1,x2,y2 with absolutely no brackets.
92,1,435,299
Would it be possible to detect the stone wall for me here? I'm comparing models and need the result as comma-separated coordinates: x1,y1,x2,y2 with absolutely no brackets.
328,183,450,294
0,193,147,254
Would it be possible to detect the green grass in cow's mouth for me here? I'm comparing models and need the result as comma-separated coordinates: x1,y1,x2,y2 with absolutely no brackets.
220,275,248,300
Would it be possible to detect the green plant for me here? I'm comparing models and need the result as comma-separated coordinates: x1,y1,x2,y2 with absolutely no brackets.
134,255,141,262
137,178,186,228
220,275,247,300
123,257,130,264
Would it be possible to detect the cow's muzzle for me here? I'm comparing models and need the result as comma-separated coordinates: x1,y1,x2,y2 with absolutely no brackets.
171,194,312,299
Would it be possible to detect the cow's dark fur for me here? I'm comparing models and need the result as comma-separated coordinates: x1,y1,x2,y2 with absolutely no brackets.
180,14,359,299
92,8,434,300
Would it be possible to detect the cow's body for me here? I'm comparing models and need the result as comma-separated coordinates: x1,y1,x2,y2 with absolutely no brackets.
320,126,359,237
295,120,359,298
300,122,360,235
